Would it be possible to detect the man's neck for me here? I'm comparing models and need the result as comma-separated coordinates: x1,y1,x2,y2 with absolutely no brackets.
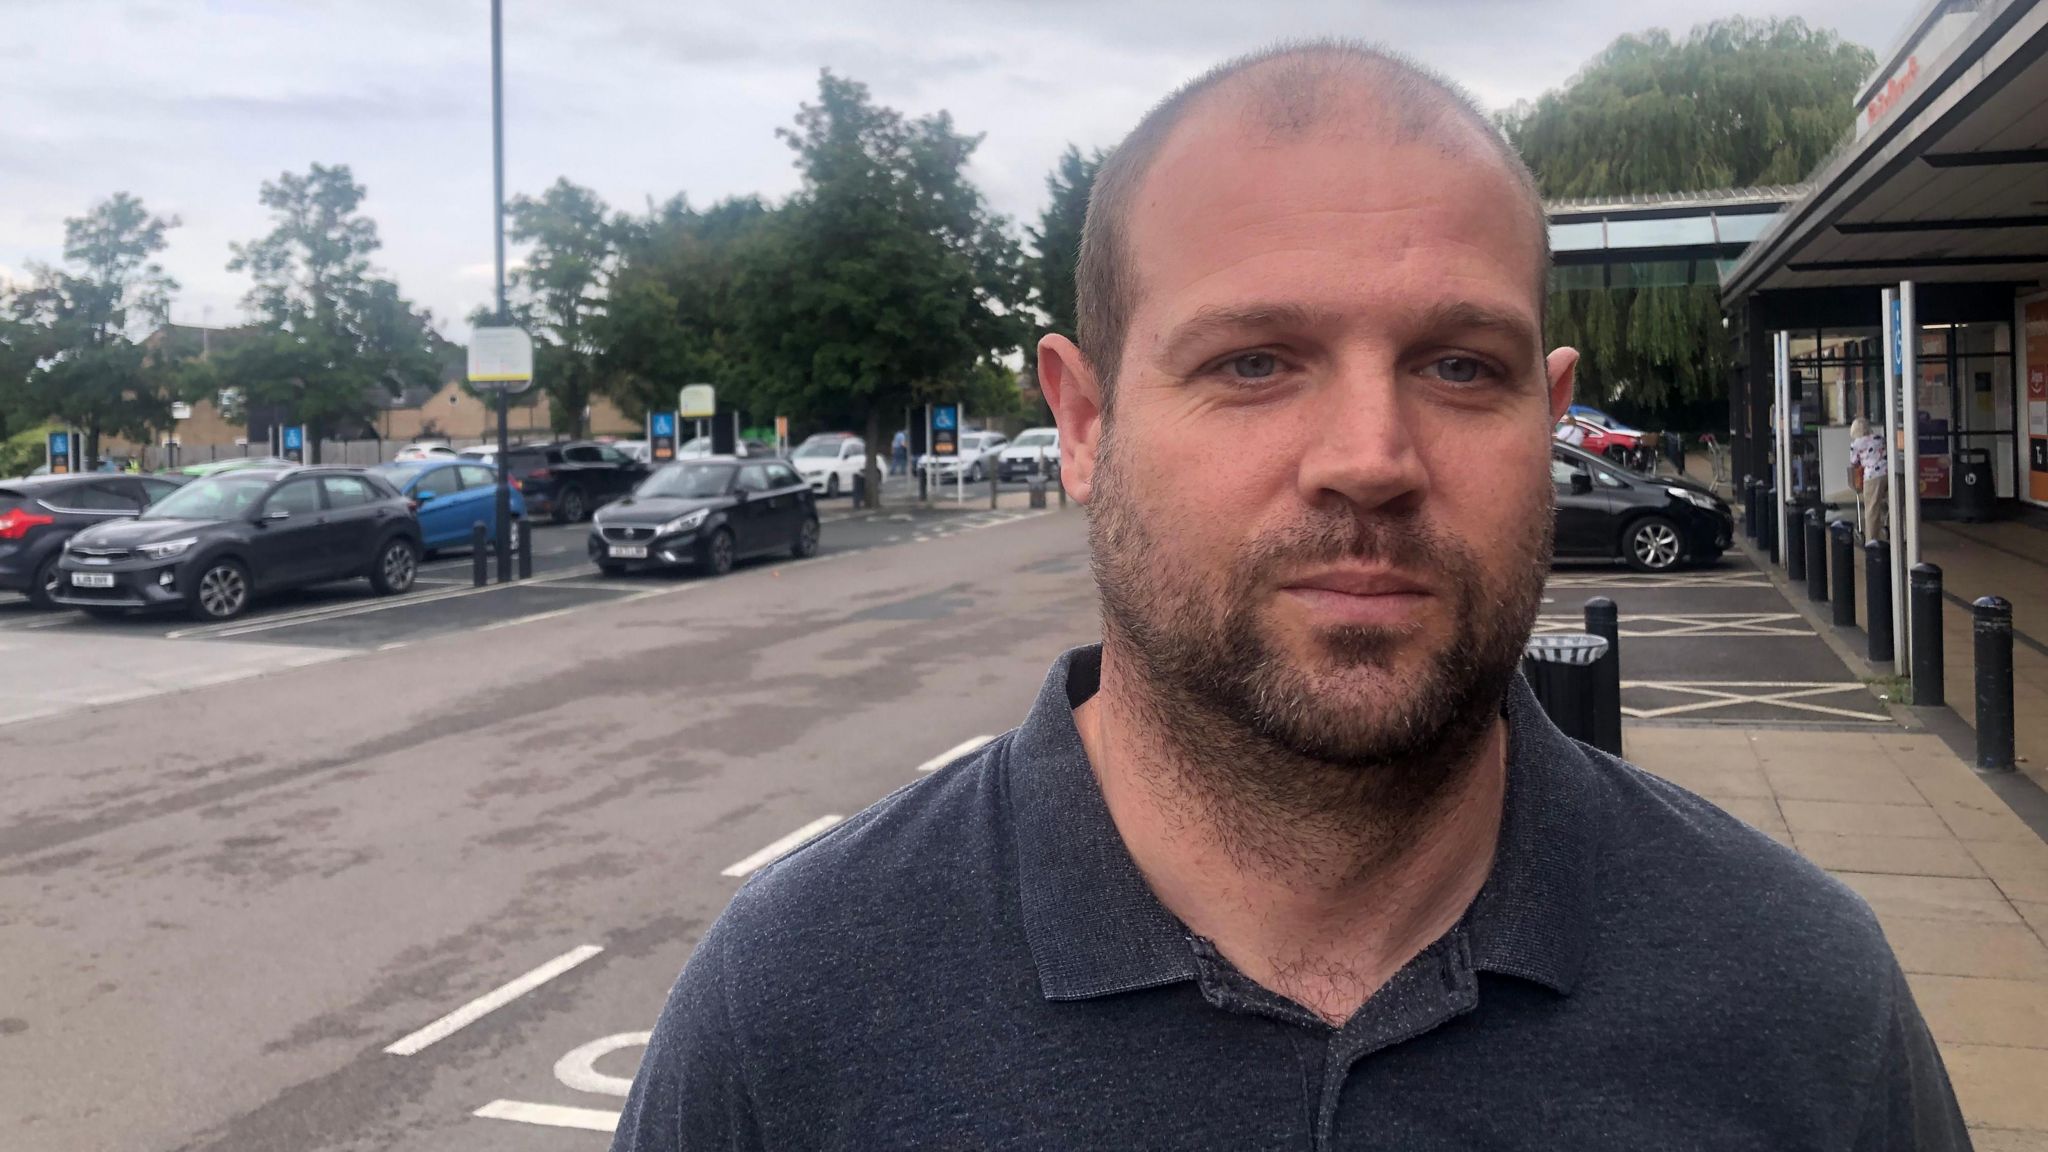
1075,649,1507,1026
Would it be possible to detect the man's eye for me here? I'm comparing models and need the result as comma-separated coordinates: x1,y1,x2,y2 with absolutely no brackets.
1429,357,1489,385
1224,352,1279,380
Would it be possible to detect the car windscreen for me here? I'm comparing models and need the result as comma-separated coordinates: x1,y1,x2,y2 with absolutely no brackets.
1012,431,1055,448
793,441,843,459
502,450,551,477
636,463,734,499
372,462,433,487
139,475,271,521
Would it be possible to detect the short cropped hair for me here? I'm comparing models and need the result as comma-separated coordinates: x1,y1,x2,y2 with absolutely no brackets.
1075,40,1550,399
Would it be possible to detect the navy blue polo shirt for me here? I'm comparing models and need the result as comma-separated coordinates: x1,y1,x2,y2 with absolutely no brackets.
614,646,1967,1150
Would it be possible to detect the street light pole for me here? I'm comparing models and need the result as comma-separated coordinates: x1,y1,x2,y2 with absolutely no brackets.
491,0,513,583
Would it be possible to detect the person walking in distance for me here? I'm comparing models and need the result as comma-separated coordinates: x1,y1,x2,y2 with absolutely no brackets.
614,42,1965,1151
890,428,909,477
1850,416,1890,542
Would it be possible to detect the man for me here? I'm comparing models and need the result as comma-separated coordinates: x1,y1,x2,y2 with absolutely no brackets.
1850,416,1890,542
615,43,1964,1150
1554,414,1588,448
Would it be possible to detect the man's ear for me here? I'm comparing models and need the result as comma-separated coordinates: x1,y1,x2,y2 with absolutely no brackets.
1544,347,1580,421
1038,334,1105,504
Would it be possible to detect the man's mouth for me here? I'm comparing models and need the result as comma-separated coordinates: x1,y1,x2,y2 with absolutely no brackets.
1277,568,1435,628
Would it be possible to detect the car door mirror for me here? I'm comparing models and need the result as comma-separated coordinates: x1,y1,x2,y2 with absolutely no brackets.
1570,473,1594,495
414,490,437,503
733,489,751,504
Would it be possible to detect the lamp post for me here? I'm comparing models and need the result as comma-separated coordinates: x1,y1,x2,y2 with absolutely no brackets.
490,0,513,582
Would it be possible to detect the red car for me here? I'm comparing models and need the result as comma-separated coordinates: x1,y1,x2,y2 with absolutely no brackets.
1555,416,1641,461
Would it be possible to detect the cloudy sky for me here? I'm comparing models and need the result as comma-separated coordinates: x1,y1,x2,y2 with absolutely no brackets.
2,0,1920,341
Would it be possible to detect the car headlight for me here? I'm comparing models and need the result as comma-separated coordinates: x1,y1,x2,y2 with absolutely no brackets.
657,509,710,535
1667,487,1718,511
137,537,199,561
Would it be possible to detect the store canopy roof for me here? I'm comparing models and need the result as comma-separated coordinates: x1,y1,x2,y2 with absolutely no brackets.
1722,0,2048,299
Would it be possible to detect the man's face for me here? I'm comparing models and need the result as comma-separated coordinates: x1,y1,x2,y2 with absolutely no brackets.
1055,102,1575,767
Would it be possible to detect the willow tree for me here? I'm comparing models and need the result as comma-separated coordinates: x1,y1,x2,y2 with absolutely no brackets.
1504,17,1875,418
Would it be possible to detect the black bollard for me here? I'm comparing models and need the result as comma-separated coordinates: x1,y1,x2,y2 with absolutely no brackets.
1910,563,1944,707
1522,633,1611,745
1786,498,1806,581
1804,509,1827,602
1973,597,2015,772
471,521,488,587
1742,476,1759,540
1830,521,1856,627
918,468,928,503
1865,539,1894,663
1028,479,1047,509
1583,597,1623,757
990,465,999,510
1764,487,1780,565
516,517,532,580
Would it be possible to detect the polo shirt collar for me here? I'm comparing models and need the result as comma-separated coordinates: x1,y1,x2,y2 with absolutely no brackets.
1007,645,1602,1002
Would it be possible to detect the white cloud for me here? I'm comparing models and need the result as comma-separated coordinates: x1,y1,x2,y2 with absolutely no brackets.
2,0,1920,340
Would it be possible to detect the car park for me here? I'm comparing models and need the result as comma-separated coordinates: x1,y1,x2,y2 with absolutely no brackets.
501,441,647,523
52,466,423,622
1551,442,1732,572
919,431,1008,482
998,428,1059,482
588,458,818,577
791,435,869,497
0,473,185,608
370,459,525,553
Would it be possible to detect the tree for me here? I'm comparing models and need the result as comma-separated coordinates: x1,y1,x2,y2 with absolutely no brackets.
217,164,441,452
735,72,1028,505
1025,145,1101,373
1501,18,1875,416
598,194,774,426
497,178,617,438
10,193,185,463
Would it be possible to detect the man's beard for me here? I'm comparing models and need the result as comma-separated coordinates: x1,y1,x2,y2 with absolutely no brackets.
1087,433,1553,869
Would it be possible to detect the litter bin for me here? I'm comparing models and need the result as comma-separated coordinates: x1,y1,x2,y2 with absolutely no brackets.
1522,633,1612,746
1954,448,1994,522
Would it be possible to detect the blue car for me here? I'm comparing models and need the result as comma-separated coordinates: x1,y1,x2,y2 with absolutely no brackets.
370,460,526,553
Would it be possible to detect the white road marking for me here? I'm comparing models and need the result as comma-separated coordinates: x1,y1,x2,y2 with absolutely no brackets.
721,815,844,877
473,1100,620,1133
1533,612,1810,638
1620,680,1890,722
1547,571,1769,589
554,1031,650,1098
383,944,604,1056
917,735,996,773
168,567,597,640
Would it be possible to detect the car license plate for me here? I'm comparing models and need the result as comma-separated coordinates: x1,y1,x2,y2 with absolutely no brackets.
609,545,648,559
70,572,116,588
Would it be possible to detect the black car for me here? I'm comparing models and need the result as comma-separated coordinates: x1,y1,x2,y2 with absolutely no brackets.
503,441,647,523
588,458,818,577
1552,442,1733,572
0,474,185,608
52,466,423,622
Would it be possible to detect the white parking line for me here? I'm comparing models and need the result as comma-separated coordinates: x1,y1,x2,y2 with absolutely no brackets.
721,815,844,877
383,944,604,1056
473,1100,619,1133
917,735,996,773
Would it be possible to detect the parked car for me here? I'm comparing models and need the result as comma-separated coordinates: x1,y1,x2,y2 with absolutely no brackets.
393,441,459,462
1567,404,1644,435
1551,442,1731,572
679,435,778,460
998,428,1060,482
791,435,869,497
501,441,648,523
588,457,818,577
919,431,1009,482
0,473,185,608
52,466,423,622
370,459,525,553
168,456,295,479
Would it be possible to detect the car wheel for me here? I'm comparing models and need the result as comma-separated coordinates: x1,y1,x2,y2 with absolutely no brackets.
1624,516,1683,572
969,462,984,482
27,554,62,610
826,473,840,498
792,517,819,558
554,486,587,524
704,527,735,576
188,560,252,622
369,537,420,595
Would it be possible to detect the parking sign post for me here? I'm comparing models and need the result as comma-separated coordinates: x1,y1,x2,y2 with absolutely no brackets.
282,425,307,465
46,430,75,475
470,327,534,584
648,411,678,463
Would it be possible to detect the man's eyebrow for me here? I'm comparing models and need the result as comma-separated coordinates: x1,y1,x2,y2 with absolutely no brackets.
1158,303,1335,355
1413,301,1540,351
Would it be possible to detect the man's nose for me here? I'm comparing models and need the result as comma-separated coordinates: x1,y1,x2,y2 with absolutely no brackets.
1294,361,1430,514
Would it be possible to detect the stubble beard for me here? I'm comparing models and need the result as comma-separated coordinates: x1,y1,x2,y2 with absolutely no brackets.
1087,431,1555,879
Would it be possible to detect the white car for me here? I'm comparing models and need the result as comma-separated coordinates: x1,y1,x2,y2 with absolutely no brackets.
998,428,1059,482
791,436,869,498
609,439,651,463
919,431,1008,482
393,441,458,462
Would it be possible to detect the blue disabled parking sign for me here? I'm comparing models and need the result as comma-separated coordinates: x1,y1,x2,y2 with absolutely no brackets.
282,425,305,462
652,412,674,437
933,405,958,431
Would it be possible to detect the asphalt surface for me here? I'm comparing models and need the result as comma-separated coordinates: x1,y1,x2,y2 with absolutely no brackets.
0,498,1885,1151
